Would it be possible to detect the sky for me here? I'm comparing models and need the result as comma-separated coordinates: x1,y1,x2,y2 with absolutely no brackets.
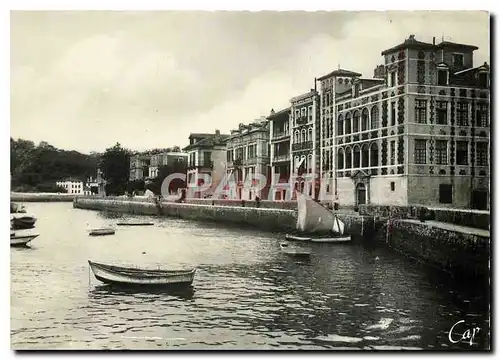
10,10,489,154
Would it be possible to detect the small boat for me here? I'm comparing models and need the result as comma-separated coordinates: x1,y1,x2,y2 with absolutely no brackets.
116,222,154,226
279,242,311,258
10,232,39,247
89,228,115,236
294,193,352,243
88,260,196,287
11,214,37,230
10,202,27,213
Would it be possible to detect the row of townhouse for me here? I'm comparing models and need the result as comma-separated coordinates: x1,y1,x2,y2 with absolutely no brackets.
129,149,189,182
183,34,490,210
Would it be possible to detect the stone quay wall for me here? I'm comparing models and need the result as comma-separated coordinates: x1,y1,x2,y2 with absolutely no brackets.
72,197,372,236
387,219,490,279
11,192,78,202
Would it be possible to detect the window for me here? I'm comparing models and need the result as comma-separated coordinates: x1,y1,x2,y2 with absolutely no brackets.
436,101,448,125
457,102,469,126
476,104,488,127
390,140,396,165
415,100,427,124
435,140,448,165
439,184,453,204
414,139,427,164
437,69,448,86
476,142,488,166
361,109,369,131
353,111,360,133
452,54,464,68
456,141,468,165
371,106,379,129
337,115,344,136
478,72,489,88
389,71,396,87
390,182,395,191
391,102,396,126
345,113,352,134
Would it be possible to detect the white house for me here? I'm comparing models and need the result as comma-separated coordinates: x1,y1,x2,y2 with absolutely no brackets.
56,179,84,194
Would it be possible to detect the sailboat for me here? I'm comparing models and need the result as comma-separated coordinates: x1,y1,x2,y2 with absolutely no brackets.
285,192,351,243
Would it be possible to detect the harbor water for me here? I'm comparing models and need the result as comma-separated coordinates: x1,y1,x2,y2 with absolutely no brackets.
11,202,489,350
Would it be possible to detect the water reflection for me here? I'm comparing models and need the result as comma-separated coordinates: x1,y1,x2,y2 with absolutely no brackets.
11,203,489,350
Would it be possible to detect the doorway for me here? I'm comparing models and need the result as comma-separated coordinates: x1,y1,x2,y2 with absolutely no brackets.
356,183,367,205
472,190,488,210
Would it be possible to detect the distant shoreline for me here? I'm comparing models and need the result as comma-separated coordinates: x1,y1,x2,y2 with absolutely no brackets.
11,192,77,202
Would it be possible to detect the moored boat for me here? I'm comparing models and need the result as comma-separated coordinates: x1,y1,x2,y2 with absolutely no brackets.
88,260,196,287
89,228,115,236
10,233,39,247
11,214,37,230
292,193,351,243
279,242,311,258
116,222,154,226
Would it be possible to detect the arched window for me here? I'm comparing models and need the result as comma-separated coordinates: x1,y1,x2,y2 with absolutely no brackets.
353,145,361,168
353,110,360,133
337,114,344,136
371,106,379,129
370,143,379,167
361,143,369,167
301,129,307,143
362,108,369,131
345,147,352,169
308,127,313,142
337,148,344,170
308,154,313,173
345,113,352,135
294,130,300,143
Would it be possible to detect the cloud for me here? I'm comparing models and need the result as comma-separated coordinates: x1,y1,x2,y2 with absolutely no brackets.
10,11,490,153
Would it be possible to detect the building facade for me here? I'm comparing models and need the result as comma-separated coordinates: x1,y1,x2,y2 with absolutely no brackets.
56,179,84,194
316,35,489,209
129,153,151,181
183,130,229,198
290,90,320,200
225,119,270,200
268,108,291,201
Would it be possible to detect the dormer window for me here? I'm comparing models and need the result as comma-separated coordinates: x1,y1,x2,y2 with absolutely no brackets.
452,53,464,68
437,69,449,86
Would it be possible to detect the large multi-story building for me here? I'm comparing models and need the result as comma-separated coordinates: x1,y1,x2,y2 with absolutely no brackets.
290,89,320,199
183,130,230,198
316,35,490,209
129,153,151,181
268,108,292,201
225,119,270,200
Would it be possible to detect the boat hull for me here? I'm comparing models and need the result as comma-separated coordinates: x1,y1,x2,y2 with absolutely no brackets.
285,233,351,243
116,222,154,226
285,234,312,241
10,234,39,247
88,261,196,286
11,217,37,230
279,243,311,258
89,229,115,236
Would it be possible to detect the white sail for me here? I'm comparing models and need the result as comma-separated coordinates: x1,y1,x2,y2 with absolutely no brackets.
296,193,345,235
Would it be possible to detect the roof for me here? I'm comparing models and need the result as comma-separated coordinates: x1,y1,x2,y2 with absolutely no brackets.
381,35,479,55
182,134,230,151
436,41,479,51
188,133,214,139
267,107,291,120
317,68,362,81
290,89,318,103
381,35,435,55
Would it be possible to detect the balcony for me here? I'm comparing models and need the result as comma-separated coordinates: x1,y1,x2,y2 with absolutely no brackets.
292,141,313,151
272,130,290,140
244,156,270,166
273,153,290,163
187,160,214,170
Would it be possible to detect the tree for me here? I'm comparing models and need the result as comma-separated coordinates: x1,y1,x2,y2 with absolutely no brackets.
147,158,187,195
99,143,131,196
10,137,99,192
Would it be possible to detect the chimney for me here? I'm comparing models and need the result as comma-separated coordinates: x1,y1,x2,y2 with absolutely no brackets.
433,37,436,45
215,129,220,135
